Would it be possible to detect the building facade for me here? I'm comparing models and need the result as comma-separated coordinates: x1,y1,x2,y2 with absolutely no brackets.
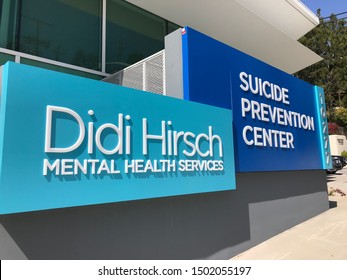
0,0,331,260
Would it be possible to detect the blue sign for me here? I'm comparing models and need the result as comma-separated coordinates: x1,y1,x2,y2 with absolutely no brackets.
0,62,235,214
181,27,331,172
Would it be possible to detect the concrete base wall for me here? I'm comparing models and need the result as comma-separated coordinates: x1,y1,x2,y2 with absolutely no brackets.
0,170,328,260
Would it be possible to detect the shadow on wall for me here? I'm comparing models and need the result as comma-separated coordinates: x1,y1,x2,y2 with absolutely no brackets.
0,170,328,260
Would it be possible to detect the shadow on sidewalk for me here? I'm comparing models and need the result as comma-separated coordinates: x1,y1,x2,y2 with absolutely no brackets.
329,200,337,209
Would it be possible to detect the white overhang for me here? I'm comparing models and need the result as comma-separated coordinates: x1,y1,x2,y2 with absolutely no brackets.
125,0,322,74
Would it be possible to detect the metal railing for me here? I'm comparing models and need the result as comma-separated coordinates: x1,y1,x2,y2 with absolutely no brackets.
103,50,165,95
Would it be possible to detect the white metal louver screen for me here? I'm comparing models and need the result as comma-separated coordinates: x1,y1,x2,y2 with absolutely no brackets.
103,50,165,95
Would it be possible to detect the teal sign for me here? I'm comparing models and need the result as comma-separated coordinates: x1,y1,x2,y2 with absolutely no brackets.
314,86,331,169
0,62,235,214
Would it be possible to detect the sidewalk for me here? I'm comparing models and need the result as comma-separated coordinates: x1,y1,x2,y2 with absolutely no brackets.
232,167,347,260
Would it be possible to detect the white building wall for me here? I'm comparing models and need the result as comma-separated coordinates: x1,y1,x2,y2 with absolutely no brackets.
329,135,347,156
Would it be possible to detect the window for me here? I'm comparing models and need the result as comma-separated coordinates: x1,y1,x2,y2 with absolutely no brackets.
1,0,181,75
0,0,18,50
168,22,180,34
0,52,15,65
21,58,103,80
106,0,166,74
18,0,102,70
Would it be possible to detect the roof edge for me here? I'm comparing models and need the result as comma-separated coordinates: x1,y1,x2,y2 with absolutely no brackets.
286,0,320,26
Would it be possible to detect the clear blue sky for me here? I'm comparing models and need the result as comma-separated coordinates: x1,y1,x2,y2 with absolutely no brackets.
301,0,347,18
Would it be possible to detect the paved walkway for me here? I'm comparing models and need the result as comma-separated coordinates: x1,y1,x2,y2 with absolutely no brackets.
232,167,347,260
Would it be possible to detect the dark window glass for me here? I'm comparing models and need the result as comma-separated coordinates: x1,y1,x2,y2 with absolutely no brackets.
106,0,165,74
21,57,103,80
0,52,15,65
18,0,102,70
167,22,181,34
0,0,19,49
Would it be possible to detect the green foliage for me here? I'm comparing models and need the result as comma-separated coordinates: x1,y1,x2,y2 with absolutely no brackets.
342,94,347,107
341,150,347,157
334,107,347,126
296,10,347,122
